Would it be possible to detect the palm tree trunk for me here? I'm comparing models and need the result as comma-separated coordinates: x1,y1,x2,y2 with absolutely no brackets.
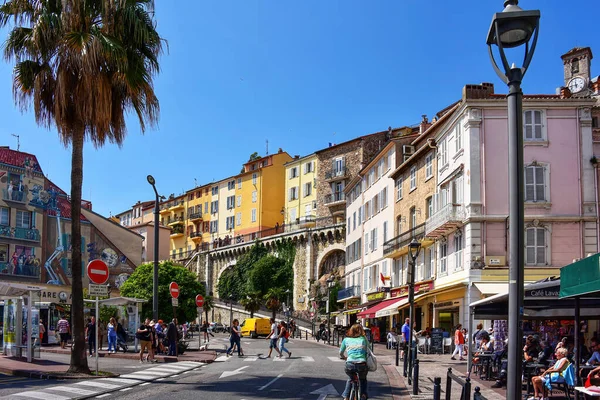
68,129,90,374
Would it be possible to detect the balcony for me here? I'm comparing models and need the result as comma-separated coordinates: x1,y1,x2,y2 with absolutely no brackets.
425,204,465,238
2,188,27,204
324,192,346,206
159,204,171,214
337,285,361,301
190,231,203,241
0,225,40,243
169,200,185,211
170,226,184,237
167,216,185,226
383,223,432,258
189,212,202,221
325,167,349,181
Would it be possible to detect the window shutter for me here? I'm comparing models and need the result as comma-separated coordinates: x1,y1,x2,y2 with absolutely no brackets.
534,111,543,139
525,167,534,201
537,228,546,264
535,166,546,201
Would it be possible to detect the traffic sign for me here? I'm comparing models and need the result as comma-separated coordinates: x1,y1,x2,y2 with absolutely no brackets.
172,298,178,307
197,307,203,314
87,260,109,285
169,282,179,298
89,284,108,296
195,294,204,307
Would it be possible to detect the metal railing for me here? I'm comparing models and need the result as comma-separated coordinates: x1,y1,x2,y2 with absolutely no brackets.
383,223,426,256
190,231,202,238
425,204,465,235
325,167,349,180
0,225,40,242
2,189,26,203
337,285,360,301
324,192,345,204
168,216,185,225
188,212,202,220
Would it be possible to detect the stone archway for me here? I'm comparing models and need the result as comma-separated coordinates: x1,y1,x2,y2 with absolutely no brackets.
314,243,345,280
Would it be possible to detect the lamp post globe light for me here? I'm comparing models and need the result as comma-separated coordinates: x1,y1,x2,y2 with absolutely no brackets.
326,276,335,345
487,2,540,399
147,175,161,322
406,239,421,391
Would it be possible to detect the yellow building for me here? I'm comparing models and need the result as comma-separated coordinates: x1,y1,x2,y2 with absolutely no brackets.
159,194,187,260
283,153,318,231
235,149,292,236
184,185,207,252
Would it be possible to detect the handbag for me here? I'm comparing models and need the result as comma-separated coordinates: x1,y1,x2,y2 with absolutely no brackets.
366,346,378,372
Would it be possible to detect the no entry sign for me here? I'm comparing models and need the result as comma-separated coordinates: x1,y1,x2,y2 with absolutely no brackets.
87,260,109,285
170,282,180,298
195,294,204,307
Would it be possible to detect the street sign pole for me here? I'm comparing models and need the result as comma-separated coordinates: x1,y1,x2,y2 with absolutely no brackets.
198,308,202,348
173,303,178,357
95,296,99,376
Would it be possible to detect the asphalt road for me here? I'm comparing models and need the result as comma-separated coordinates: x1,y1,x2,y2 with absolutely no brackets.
0,334,392,400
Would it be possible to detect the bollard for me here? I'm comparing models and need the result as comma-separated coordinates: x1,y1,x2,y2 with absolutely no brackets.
473,386,482,400
403,347,408,377
395,341,400,367
463,377,471,400
433,377,441,400
413,359,419,395
445,368,452,400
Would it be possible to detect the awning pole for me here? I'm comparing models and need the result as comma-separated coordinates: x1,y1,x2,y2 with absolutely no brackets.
27,293,32,363
467,283,473,376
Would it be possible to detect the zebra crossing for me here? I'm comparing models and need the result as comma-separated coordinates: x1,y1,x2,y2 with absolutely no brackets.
4,362,204,400
214,353,339,363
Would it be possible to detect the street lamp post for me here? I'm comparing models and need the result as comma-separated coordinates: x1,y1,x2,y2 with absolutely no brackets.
487,2,540,399
147,175,162,322
407,239,421,391
326,277,334,345
229,295,234,331
285,289,290,326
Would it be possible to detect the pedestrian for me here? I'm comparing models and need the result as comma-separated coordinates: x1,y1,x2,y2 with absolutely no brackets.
116,319,128,353
182,322,188,339
136,318,152,363
107,317,117,354
98,320,105,350
38,319,46,346
277,321,292,358
85,317,96,357
57,314,70,349
201,320,210,343
226,319,243,357
401,318,410,360
451,324,465,361
148,320,158,362
289,319,296,338
166,318,178,356
265,317,282,358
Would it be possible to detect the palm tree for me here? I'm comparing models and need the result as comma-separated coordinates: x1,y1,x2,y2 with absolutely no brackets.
239,291,262,318
203,295,214,323
264,287,284,319
0,0,162,373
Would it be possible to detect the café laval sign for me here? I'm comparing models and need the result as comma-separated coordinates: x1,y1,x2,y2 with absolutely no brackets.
390,280,434,298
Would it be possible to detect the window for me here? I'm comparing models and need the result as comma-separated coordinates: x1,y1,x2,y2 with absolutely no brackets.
226,216,235,230
393,258,401,287
226,195,235,209
211,186,218,195
395,177,403,200
16,210,31,228
525,165,547,202
364,232,369,254
353,212,356,230
371,228,377,251
439,242,448,275
0,207,8,225
455,123,463,152
0,244,7,263
304,161,314,174
410,166,417,190
304,182,312,197
381,187,387,209
236,212,242,226
381,260,388,283
288,187,298,201
363,267,369,292
425,247,434,279
524,110,544,141
227,180,235,190
383,221,388,243
358,206,363,226
526,227,547,265
237,195,242,207
333,157,345,176
396,216,402,235
210,200,218,214
252,191,257,203
426,197,433,218
439,138,447,167
347,217,351,232
571,58,579,74
237,178,242,189
425,153,433,179
410,207,416,230
251,208,257,222
454,234,463,272
289,167,298,179
209,221,218,233
252,173,257,184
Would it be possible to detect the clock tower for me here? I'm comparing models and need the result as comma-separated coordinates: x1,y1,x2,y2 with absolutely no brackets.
561,47,593,95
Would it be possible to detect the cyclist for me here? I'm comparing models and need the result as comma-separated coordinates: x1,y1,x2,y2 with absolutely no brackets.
339,323,369,400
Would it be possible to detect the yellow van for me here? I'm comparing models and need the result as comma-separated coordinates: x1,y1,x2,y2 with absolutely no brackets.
240,318,271,338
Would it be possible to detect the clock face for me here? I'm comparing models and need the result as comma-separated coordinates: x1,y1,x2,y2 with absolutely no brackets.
568,77,585,93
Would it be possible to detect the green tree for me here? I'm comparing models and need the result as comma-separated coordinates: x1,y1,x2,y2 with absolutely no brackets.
202,295,214,323
120,261,204,324
264,287,284,318
239,291,262,318
99,305,118,325
0,0,162,374
248,152,260,161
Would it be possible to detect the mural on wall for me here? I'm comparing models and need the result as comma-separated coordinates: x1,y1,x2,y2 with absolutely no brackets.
86,238,132,287
114,273,130,289
101,248,118,268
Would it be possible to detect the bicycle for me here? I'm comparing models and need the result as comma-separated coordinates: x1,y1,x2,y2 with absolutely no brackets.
340,356,363,400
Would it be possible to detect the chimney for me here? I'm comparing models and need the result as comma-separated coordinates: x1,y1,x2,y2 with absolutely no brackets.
419,115,432,134
463,83,495,100
559,87,572,99
278,148,283,153
294,155,300,159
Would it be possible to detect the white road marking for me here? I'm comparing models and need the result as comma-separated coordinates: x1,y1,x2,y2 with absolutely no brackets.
140,382,151,386
75,381,120,390
273,356,286,361
328,356,344,362
95,394,111,399
301,356,315,362
215,355,229,362
244,356,259,362
120,387,133,392
47,385,97,395
258,374,283,391
172,374,180,377
120,374,161,380
11,392,70,400
131,371,170,376
101,378,142,385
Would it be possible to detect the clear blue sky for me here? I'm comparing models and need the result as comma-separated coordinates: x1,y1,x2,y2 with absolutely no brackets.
0,1,598,217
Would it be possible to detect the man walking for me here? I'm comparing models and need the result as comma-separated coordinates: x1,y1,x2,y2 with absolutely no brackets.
166,318,178,356
401,318,410,360
85,317,96,357
57,315,70,349
265,318,282,358
137,318,152,363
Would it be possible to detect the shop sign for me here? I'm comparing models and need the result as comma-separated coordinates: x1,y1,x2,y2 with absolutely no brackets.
390,281,434,298
41,289,72,303
347,299,359,308
366,291,385,301
526,286,559,299
434,300,459,308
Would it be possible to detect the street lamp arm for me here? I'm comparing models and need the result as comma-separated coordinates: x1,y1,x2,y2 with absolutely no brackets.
520,24,539,79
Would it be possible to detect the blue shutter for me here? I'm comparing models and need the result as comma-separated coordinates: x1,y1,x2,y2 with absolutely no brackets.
81,236,85,253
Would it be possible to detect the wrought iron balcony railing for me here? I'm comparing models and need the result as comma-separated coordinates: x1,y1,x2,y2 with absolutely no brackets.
325,167,349,180
337,285,361,301
383,223,426,256
0,225,40,242
324,192,346,205
425,204,465,237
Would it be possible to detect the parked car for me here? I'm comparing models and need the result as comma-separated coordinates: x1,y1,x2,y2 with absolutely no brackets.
209,322,226,333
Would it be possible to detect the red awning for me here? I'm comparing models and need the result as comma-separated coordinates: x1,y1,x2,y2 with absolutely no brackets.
357,297,399,319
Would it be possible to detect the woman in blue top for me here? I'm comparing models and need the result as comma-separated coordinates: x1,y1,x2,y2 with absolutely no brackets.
530,347,571,400
107,317,117,354
339,323,369,400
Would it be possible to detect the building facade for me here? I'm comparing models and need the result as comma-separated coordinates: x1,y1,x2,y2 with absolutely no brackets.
283,153,318,231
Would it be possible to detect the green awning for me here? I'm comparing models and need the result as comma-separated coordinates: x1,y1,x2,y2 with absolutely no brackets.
559,253,600,298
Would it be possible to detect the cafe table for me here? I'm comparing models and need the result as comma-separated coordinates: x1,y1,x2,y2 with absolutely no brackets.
575,386,600,398
523,362,547,397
